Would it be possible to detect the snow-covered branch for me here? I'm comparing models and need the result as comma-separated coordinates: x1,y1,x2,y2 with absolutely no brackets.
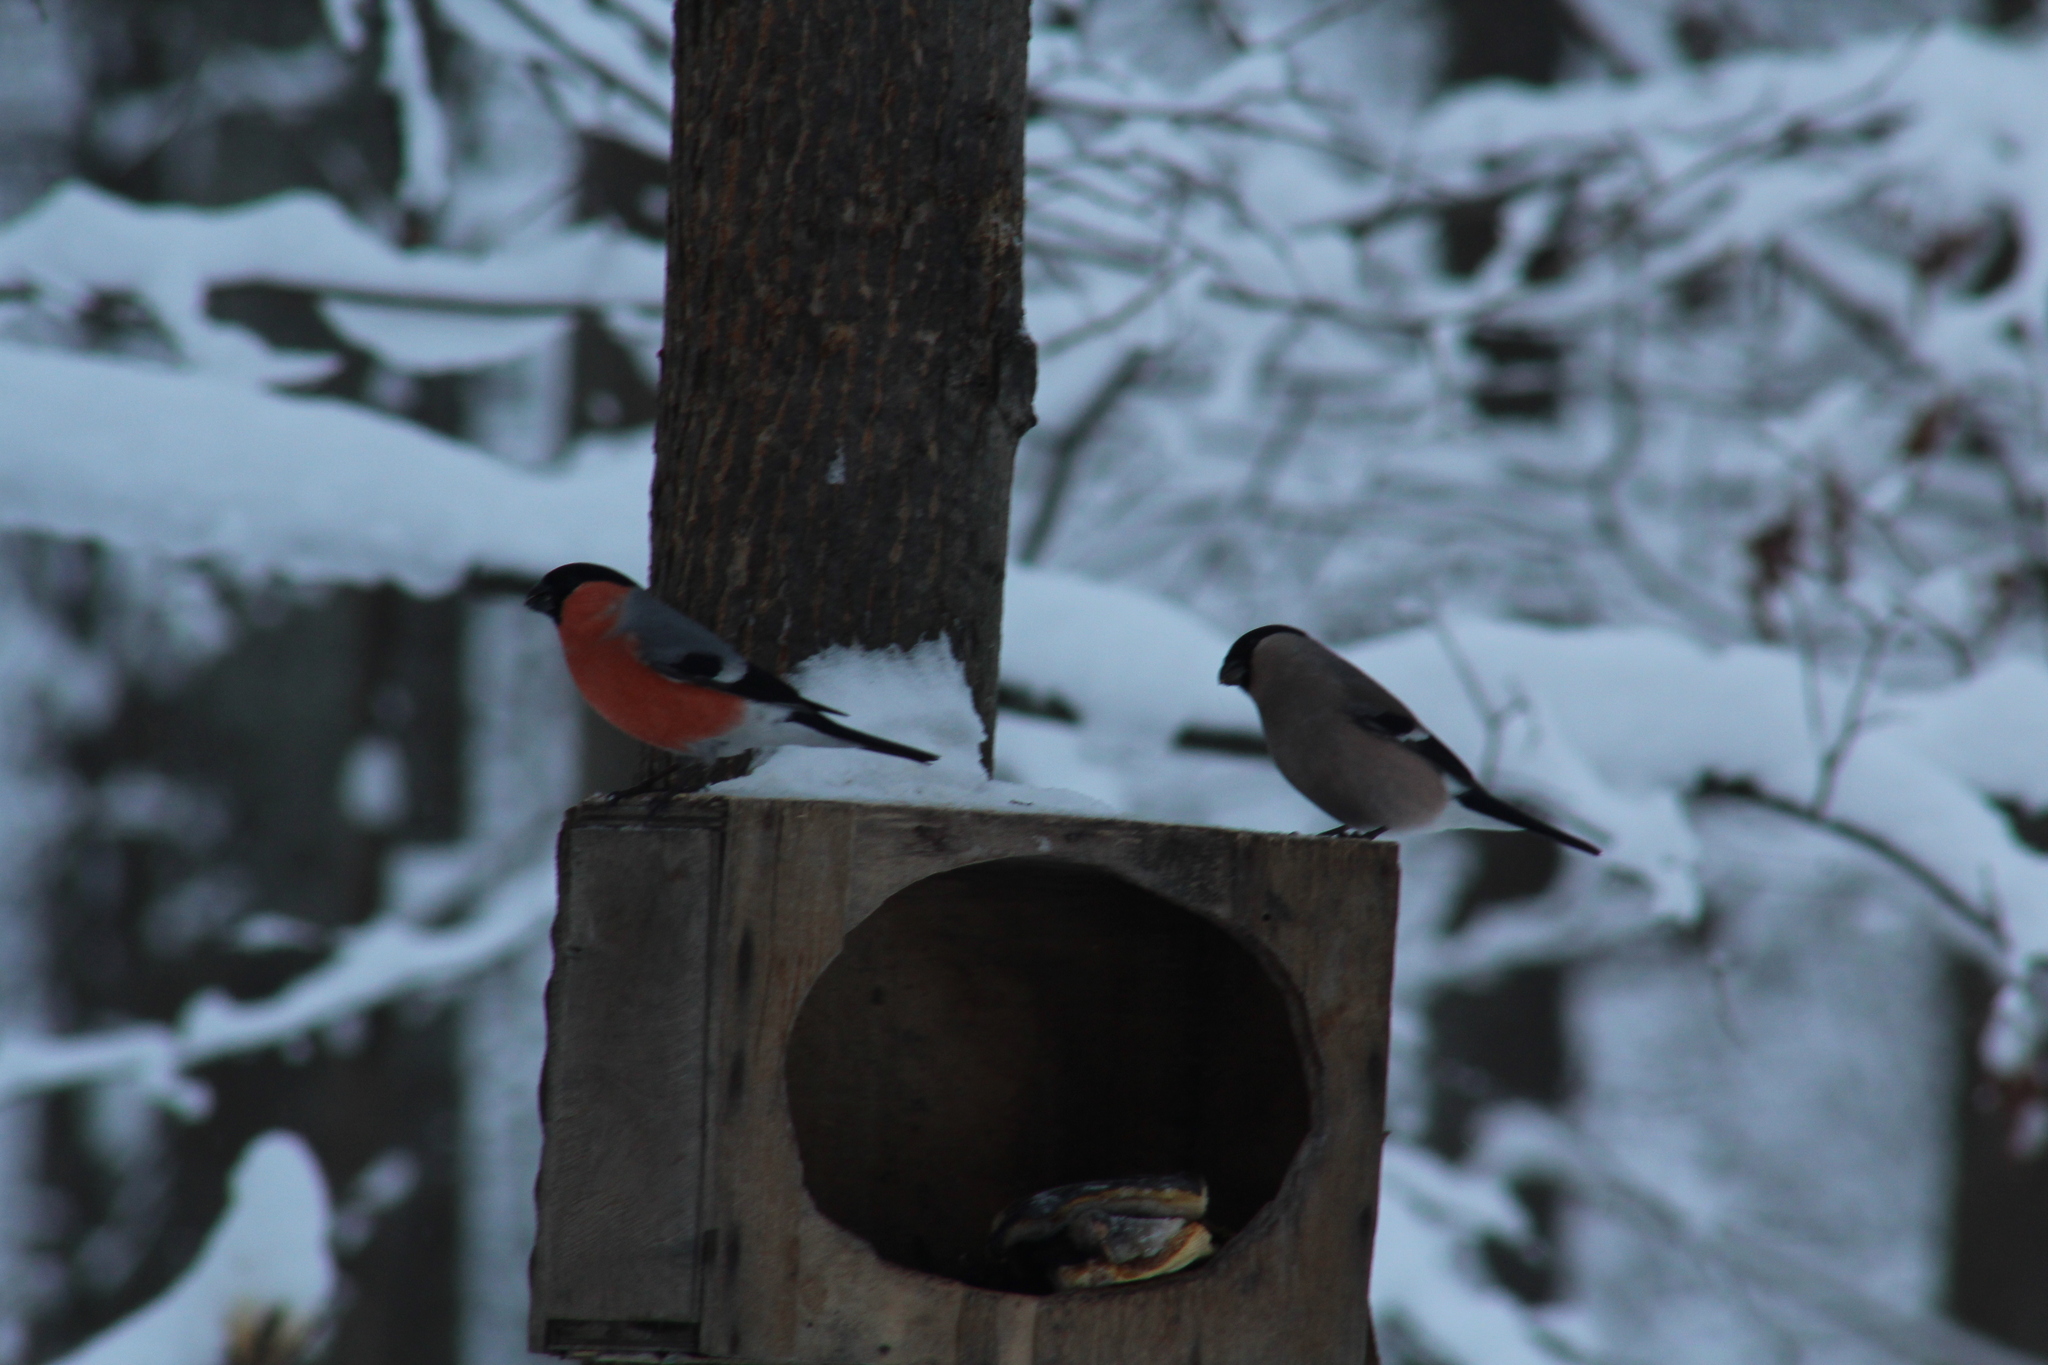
1479,1107,2048,1365
0,834,556,1112
0,183,661,382
0,344,647,592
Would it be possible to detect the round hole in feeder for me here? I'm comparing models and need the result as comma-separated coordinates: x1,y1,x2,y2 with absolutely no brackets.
784,857,1312,1293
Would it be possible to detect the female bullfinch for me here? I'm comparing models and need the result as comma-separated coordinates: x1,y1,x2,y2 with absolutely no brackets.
1221,625,1600,853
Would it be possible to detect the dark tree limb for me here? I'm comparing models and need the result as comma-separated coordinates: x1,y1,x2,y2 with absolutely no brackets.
652,0,1036,771
1696,777,2005,968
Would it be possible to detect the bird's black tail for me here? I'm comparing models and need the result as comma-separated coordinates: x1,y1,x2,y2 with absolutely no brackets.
1457,788,1602,855
790,711,938,763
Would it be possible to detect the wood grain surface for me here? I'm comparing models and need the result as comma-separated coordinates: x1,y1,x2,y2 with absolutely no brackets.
531,816,721,1354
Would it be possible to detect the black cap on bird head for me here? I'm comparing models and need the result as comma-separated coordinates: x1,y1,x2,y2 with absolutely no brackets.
1219,625,1305,688
523,563,637,622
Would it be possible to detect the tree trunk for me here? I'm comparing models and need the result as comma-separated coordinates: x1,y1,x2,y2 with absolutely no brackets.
652,0,1036,768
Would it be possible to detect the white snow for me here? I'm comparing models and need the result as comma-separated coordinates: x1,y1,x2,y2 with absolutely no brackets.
320,298,574,373
379,0,452,211
0,180,661,311
989,711,1131,810
0,180,660,382
1335,620,2048,965
431,0,671,156
1372,1142,1564,1365
50,1131,334,1365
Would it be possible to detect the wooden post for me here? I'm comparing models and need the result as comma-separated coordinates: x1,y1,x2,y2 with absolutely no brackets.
531,794,1397,1364
652,0,1035,759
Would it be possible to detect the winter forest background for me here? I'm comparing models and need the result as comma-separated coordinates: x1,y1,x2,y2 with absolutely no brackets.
2,0,2048,1362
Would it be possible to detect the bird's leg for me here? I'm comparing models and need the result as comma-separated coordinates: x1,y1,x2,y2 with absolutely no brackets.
601,758,686,804
1319,824,1388,839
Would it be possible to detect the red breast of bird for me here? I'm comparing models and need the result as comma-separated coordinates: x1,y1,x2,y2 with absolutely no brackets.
555,580,748,753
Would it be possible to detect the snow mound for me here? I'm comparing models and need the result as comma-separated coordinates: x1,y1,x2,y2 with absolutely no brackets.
1003,565,1258,741
712,639,1112,816
52,1131,334,1365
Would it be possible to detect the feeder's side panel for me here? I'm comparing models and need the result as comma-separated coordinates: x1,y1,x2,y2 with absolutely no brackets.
531,819,719,1354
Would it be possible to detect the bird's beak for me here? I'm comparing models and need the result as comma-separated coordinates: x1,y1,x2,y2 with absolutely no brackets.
1218,661,1247,687
522,584,553,616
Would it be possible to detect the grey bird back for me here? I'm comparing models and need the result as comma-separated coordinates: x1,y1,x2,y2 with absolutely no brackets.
618,590,749,683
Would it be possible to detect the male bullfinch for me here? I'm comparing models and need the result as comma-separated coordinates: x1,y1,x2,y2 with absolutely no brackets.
1220,624,1601,854
524,563,938,764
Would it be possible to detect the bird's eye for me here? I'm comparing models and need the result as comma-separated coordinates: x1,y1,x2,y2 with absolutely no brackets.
679,651,723,677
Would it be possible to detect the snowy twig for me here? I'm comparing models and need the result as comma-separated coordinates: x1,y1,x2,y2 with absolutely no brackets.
1488,1107,2048,1365
1585,362,1750,642
1769,240,1928,376
1237,379,1320,514
1809,611,1900,815
480,0,668,120
1031,93,1381,171
1406,899,1663,993
1,276,655,316
1020,345,1155,563
1040,261,1190,357
1429,615,1526,787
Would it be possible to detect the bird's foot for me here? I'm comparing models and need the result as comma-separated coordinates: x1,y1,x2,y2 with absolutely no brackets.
1319,824,1388,839
598,759,685,805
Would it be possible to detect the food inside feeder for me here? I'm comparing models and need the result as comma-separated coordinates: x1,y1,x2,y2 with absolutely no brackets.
991,1174,1215,1290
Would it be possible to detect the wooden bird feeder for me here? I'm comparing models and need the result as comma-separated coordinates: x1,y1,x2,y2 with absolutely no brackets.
530,792,1397,1364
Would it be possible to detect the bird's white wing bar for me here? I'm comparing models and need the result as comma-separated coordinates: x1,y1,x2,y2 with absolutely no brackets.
1345,705,1482,794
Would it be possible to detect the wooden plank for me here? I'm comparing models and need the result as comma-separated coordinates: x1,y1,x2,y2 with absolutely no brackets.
697,799,849,1360
530,818,718,1351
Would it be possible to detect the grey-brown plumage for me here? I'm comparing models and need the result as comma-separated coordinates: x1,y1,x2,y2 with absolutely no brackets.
1220,625,1601,854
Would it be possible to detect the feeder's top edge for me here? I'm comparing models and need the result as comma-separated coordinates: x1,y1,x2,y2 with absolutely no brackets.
563,791,1399,861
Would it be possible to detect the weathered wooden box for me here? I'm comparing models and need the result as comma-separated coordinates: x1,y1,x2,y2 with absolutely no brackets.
531,793,1397,1365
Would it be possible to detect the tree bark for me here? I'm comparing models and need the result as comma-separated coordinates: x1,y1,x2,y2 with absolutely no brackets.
652,0,1036,768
